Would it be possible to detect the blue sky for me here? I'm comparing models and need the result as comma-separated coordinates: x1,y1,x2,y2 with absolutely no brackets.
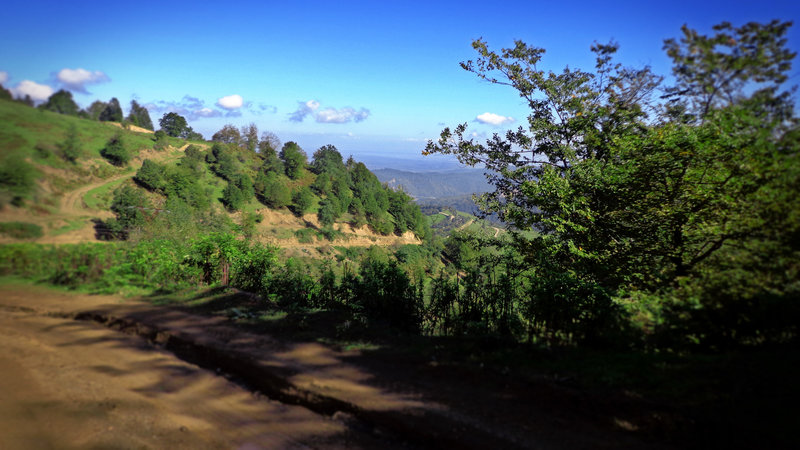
2,0,798,168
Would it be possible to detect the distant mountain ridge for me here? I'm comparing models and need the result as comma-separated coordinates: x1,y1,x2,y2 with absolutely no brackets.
373,168,491,200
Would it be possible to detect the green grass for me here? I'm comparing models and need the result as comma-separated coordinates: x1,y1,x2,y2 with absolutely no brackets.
0,222,44,239
0,99,156,168
84,177,129,210
51,218,88,236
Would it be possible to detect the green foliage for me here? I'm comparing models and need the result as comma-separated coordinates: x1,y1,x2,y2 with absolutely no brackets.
126,100,154,130
280,141,307,179
0,156,36,206
209,143,241,181
109,185,152,237
0,83,11,101
40,89,80,116
426,21,799,348
254,171,291,208
99,97,123,122
662,20,796,121
100,133,130,166
291,186,315,215
353,256,421,332
85,100,107,120
59,124,81,162
212,124,241,145
222,178,248,211
311,144,346,174
0,222,44,239
134,159,168,192
317,198,339,227
241,123,258,151
181,126,204,141
159,112,188,137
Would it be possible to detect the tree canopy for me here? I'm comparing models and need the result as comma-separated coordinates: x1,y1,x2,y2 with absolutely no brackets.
99,97,123,122
127,100,154,130
425,20,799,348
159,112,188,137
40,90,80,116
280,141,308,179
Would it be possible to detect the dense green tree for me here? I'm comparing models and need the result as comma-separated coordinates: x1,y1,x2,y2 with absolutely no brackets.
209,143,241,181
134,159,168,192
99,97,123,122
221,183,243,211
126,100,154,130
311,144,346,174
181,126,204,141
317,198,339,227
0,84,11,101
110,185,152,233
0,157,36,207
291,186,315,215
348,198,367,228
254,171,290,208
279,141,307,179
425,21,799,347
159,112,188,137
165,166,211,209
40,90,79,115
100,134,130,166
212,124,241,145
85,100,107,120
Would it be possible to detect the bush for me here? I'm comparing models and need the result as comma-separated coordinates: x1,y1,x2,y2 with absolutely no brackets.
291,187,315,215
60,124,81,162
0,157,36,206
134,159,167,192
100,134,130,166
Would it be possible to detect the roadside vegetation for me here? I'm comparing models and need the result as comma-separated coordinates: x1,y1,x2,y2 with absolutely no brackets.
1,20,798,447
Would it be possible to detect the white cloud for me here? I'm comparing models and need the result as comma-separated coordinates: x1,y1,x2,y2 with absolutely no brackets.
475,112,514,126
11,80,54,102
289,100,369,124
216,94,244,110
56,68,109,93
316,107,370,124
289,100,320,122
0,71,8,84
145,95,223,120
195,107,221,118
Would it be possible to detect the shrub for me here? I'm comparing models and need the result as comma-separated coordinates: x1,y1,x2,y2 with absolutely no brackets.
100,134,130,166
0,157,36,206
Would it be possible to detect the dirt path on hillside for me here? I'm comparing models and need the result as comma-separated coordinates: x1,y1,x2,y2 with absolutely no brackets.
59,172,130,217
0,283,684,449
0,285,395,449
0,146,191,245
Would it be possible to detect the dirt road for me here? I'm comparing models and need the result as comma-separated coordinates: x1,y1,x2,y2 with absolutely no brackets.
0,282,687,449
0,285,390,449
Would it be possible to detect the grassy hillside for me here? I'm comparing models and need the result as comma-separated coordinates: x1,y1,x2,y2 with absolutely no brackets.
0,99,427,249
0,98,164,165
